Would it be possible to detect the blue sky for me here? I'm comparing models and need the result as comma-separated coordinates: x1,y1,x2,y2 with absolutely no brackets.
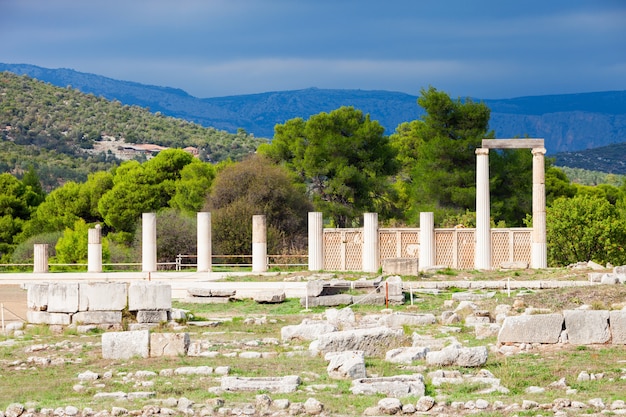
1,0,625,99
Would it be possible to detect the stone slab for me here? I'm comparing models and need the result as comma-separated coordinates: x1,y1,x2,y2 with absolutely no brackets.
27,311,71,325
73,311,122,324
610,311,626,344
136,310,168,323
350,374,425,397
564,310,610,344
313,326,405,357
26,283,48,311
150,333,190,357
221,376,301,393
102,330,150,359
382,258,419,276
47,283,79,313
498,314,564,344
79,282,127,311
128,282,171,311
301,294,353,308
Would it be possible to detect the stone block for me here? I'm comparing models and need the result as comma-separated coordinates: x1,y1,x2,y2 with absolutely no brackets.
253,290,285,303
564,310,610,344
385,275,404,296
382,312,436,327
382,258,418,276
221,376,301,393
385,347,429,364
306,281,325,297
150,333,190,357
326,350,366,379
136,310,168,323
102,330,150,359
350,374,425,397
301,294,353,308
281,321,337,341
73,311,122,324
27,283,48,311
47,283,79,313
27,311,71,325
79,282,127,311
610,311,626,344
128,283,171,311
313,326,405,357
498,314,564,344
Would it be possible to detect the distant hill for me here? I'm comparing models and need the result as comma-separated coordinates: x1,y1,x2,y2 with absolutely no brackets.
2,63,626,159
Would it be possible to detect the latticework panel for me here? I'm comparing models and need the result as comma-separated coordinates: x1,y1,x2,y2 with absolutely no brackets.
457,230,475,269
435,231,454,267
345,230,363,271
491,230,511,268
513,229,532,262
379,231,399,261
400,230,420,258
323,230,342,270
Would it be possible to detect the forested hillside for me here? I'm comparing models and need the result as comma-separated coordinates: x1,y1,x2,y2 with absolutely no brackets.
0,72,265,190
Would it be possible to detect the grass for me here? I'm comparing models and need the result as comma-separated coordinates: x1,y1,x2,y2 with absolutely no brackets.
1,269,626,415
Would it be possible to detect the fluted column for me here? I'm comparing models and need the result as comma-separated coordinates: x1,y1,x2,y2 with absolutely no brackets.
142,212,157,273
88,224,102,273
33,244,48,273
197,212,212,272
419,212,435,270
362,213,379,273
308,212,324,271
531,147,547,268
252,215,267,273
475,148,491,270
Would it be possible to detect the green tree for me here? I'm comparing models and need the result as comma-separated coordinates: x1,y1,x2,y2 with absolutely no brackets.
206,155,313,256
547,194,626,266
170,159,216,214
55,219,110,264
259,106,398,227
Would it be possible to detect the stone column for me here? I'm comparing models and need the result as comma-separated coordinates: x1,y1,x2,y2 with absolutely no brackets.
532,147,547,269
142,212,157,273
88,224,103,273
308,212,324,271
252,215,267,273
419,212,435,270
475,148,491,270
33,244,48,273
362,212,379,273
197,212,212,272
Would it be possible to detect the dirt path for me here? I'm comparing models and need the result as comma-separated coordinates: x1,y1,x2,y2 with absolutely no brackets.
0,285,27,324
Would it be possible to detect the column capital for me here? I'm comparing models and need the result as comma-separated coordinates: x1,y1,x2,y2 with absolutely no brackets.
475,148,489,156
531,147,547,156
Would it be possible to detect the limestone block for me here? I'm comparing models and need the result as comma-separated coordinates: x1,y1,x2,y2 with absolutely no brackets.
350,374,425,397
47,283,79,313
79,282,127,311
325,350,366,379
426,345,488,367
306,280,325,297
383,312,436,327
174,366,213,375
128,282,171,311
102,330,150,359
564,310,610,344
253,290,285,304
221,376,301,393
325,307,356,329
301,294,353,308
475,323,501,340
385,346,429,364
137,310,168,323
614,265,626,283
186,287,213,297
27,311,71,325
150,333,190,357
385,275,404,296
27,283,49,311
73,311,122,324
353,294,405,306
382,258,418,276
610,311,626,344
313,326,405,357
498,314,564,344
281,321,337,341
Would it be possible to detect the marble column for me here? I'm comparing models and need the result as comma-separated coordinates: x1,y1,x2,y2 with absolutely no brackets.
419,212,435,270
475,148,491,270
532,147,547,269
142,212,157,273
252,215,267,273
33,244,48,273
197,212,212,272
362,212,379,273
308,212,324,271
88,224,103,273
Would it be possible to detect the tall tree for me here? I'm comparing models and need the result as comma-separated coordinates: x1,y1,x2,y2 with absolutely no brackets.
259,106,398,227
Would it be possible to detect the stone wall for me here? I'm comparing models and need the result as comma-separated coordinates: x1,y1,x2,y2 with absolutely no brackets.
26,282,171,327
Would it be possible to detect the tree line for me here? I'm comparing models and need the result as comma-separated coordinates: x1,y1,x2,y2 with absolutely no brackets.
2,80,626,268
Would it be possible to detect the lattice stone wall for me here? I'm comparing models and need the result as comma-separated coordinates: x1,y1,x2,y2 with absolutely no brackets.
323,227,532,271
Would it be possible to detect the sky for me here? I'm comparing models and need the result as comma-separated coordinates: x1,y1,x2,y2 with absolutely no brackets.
1,0,625,100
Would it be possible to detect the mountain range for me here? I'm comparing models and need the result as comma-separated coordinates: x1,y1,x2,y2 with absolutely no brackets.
2,63,626,163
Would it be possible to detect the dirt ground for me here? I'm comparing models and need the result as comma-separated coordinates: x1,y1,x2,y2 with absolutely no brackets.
0,285,27,324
